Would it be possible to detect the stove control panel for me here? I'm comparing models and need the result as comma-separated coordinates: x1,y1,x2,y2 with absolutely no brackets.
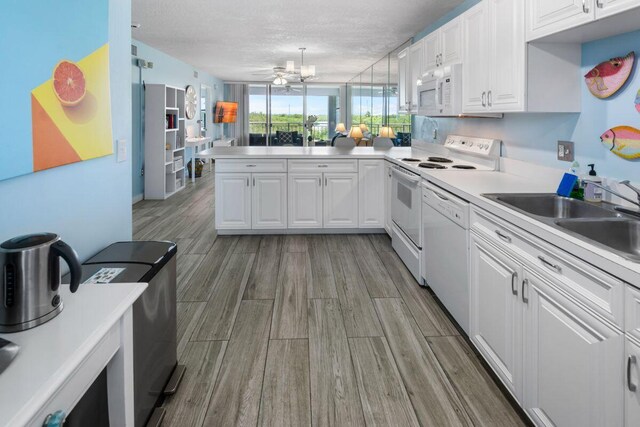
444,135,501,157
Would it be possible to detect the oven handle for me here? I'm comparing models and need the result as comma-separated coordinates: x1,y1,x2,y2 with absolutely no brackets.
391,166,421,184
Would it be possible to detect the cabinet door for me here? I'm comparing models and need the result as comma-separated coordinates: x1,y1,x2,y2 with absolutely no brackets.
323,173,358,228
421,31,440,73
626,337,640,427
397,49,409,113
469,234,523,401
358,160,385,228
597,0,640,18
488,0,525,112
522,269,624,427
462,1,490,113
384,163,392,235
215,173,251,229
527,0,594,41
288,173,323,228
440,18,463,66
408,42,423,113
252,173,287,229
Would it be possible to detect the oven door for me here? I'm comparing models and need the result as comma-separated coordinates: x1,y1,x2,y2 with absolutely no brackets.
391,166,422,248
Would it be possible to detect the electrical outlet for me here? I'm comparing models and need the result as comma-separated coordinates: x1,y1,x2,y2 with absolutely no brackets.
116,139,127,162
557,140,574,162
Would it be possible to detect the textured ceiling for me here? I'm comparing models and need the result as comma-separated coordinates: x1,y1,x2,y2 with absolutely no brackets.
132,0,463,83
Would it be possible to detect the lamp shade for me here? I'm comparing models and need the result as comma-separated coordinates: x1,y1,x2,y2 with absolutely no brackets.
359,123,369,132
335,122,347,133
348,126,364,139
286,60,295,73
379,126,396,138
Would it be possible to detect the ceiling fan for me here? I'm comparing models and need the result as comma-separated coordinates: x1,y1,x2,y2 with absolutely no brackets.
252,48,318,85
272,85,302,94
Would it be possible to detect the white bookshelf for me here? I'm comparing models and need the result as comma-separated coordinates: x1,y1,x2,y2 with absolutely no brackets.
144,84,186,199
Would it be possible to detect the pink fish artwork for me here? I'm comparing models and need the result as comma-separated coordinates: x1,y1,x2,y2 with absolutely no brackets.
635,89,640,113
600,126,640,160
584,51,635,99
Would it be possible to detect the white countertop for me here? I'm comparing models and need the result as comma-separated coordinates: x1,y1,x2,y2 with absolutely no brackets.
211,145,640,284
0,283,147,426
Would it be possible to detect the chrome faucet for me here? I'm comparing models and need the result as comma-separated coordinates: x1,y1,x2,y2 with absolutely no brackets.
588,180,640,209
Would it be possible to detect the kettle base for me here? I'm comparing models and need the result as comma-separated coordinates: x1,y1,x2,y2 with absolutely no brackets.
0,303,63,333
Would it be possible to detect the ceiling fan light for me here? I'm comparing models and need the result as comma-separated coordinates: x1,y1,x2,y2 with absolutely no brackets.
273,76,288,85
308,65,316,77
286,61,295,73
301,65,310,78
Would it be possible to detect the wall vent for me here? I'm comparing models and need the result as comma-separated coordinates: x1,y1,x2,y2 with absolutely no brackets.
194,71,198,78
131,44,137,56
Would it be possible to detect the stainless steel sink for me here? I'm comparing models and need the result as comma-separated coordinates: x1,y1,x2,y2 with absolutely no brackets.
555,219,640,261
483,193,640,262
484,193,621,219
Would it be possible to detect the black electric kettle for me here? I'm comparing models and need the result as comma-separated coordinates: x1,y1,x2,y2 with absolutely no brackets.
0,233,81,332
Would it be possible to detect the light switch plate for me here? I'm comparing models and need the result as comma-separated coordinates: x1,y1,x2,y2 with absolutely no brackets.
557,140,574,162
116,139,127,162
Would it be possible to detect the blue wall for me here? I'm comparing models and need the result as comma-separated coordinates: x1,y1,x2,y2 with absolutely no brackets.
131,41,225,200
412,5,640,180
0,0,133,261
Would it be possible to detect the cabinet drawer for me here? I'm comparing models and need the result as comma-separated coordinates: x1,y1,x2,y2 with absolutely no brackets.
627,285,640,343
471,207,624,328
288,159,358,173
216,159,287,173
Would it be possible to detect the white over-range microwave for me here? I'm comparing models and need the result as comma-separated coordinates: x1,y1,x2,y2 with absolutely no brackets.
417,64,463,117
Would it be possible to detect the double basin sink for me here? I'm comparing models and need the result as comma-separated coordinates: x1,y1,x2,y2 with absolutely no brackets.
483,193,640,262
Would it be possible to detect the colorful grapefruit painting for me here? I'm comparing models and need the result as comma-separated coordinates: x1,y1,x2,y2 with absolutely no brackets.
52,60,86,107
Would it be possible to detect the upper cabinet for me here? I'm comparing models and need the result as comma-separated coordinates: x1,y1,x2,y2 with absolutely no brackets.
462,0,581,113
421,17,463,76
527,0,640,41
397,48,409,113
397,42,423,114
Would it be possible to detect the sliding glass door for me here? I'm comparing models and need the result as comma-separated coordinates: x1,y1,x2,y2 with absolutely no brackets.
248,84,341,146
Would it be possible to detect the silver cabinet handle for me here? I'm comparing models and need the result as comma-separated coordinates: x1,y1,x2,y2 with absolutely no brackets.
388,169,392,177
511,272,518,296
318,177,321,186
253,177,255,187
325,177,328,186
246,164,257,167
522,279,529,304
538,256,562,274
488,90,492,107
596,0,603,7
246,178,249,187
481,92,486,107
495,230,512,243
583,0,590,13
318,164,329,168
628,355,637,392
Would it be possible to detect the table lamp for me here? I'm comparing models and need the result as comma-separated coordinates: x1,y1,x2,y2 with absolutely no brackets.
335,123,347,134
359,123,369,133
379,126,396,139
349,126,364,145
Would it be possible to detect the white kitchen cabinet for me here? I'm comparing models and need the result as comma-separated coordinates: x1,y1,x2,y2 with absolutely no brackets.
397,48,409,113
522,268,624,427
462,1,490,112
215,173,252,229
421,17,462,75
358,160,385,228
488,0,526,111
626,337,640,427
324,173,358,228
288,173,323,228
408,42,423,114
597,0,640,18
470,233,523,401
527,0,594,40
252,173,287,229
463,0,580,113
384,162,392,235
421,31,440,73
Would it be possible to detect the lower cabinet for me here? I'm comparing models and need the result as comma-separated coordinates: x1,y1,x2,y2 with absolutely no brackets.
470,214,627,427
252,173,287,229
626,337,640,426
358,160,385,228
215,173,252,229
522,268,623,427
215,172,286,230
384,162,392,235
324,173,358,228
470,233,523,401
288,173,323,228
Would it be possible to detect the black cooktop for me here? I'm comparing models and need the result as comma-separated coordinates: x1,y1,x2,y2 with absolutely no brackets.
419,162,447,169
427,156,453,163
452,165,477,170
401,158,422,162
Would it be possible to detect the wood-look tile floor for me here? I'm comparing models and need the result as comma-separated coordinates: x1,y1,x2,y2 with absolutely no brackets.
133,167,527,427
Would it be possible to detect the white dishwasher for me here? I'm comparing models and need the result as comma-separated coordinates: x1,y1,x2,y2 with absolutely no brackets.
422,180,470,334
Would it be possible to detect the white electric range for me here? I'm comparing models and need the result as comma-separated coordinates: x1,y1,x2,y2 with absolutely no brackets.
390,135,501,285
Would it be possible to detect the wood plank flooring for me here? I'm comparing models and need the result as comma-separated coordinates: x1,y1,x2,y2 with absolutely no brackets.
133,168,527,427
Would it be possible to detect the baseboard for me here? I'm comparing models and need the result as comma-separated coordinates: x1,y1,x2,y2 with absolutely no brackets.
132,194,144,205
217,228,386,235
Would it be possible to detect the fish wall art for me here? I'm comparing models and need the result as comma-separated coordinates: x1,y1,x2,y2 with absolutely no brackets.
600,126,640,159
635,89,640,113
584,51,635,99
